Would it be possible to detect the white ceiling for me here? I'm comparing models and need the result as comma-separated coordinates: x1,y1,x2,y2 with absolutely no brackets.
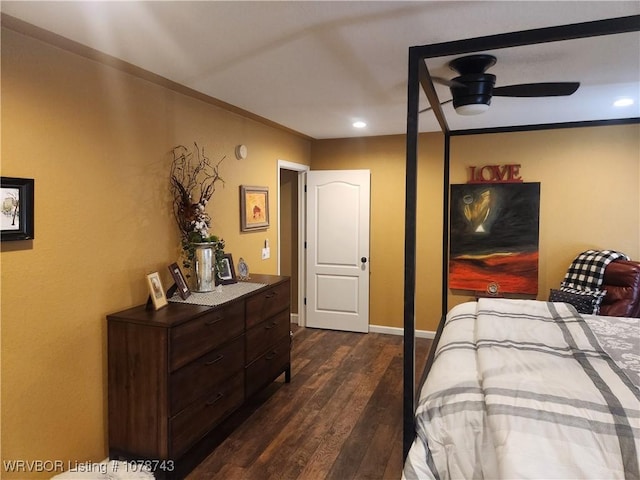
2,1,639,139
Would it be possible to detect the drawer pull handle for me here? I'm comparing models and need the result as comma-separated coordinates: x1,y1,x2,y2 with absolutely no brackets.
264,321,277,330
205,354,224,365
206,392,224,406
265,350,278,360
265,292,277,299
204,316,224,326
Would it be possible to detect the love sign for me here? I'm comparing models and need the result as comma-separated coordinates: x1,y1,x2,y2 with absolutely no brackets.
468,164,523,184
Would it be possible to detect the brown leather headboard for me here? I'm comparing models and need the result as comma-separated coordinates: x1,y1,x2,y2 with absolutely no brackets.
599,260,640,318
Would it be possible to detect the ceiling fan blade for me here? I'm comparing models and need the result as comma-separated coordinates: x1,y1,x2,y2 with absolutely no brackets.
419,98,453,114
493,82,580,97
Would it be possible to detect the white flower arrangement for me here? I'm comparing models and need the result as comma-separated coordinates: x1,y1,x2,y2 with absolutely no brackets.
169,143,225,274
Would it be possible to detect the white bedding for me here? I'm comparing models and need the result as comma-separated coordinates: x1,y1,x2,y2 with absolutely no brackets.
403,299,640,480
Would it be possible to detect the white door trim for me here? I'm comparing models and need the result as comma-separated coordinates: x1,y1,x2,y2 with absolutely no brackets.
277,160,309,327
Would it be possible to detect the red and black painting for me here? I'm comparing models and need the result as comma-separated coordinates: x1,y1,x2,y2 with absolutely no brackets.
449,182,540,295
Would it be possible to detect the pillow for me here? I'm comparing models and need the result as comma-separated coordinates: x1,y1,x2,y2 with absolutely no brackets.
549,287,606,314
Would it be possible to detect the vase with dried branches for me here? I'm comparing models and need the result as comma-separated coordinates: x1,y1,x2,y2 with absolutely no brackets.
170,142,225,290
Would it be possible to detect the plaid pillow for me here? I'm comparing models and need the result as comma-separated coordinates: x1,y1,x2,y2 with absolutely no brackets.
549,287,607,314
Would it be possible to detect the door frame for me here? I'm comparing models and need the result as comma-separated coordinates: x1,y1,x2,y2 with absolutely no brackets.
277,160,309,327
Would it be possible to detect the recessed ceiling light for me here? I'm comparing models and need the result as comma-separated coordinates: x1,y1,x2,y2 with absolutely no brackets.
353,121,367,128
613,98,634,107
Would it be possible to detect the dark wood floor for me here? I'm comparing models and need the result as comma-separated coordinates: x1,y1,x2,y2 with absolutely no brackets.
186,325,432,480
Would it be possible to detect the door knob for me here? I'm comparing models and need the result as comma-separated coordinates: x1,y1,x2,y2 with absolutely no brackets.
361,257,367,263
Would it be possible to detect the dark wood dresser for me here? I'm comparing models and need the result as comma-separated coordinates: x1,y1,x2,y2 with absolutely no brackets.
107,275,291,478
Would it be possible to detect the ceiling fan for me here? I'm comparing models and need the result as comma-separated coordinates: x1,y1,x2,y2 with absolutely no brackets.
422,54,580,115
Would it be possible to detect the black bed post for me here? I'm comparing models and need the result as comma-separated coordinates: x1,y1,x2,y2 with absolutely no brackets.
403,46,420,461
442,134,451,317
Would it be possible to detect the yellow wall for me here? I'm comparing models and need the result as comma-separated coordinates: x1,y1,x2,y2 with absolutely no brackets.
310,133,446,331
448,126,640,312
1,27,309,478
312,124,640,332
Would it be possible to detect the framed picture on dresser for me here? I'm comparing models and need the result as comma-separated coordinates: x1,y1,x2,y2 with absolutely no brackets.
146,272,168,310
168,262,191,300
217,253,237,285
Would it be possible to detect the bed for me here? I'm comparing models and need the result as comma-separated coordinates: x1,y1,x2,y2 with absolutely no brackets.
401,14,640,480
403,298,639,479
402,258,640,478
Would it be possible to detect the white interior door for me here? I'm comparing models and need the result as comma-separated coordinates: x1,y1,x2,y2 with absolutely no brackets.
306,170,370,333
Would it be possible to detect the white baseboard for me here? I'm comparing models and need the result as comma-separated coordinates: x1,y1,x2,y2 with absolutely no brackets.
291,314,434,339
369,324,435,339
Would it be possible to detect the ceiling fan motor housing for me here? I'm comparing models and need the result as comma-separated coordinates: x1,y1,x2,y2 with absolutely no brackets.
450,73,496,110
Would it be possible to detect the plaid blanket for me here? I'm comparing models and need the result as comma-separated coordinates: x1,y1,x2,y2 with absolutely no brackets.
403,299,640,480
561,249,629,292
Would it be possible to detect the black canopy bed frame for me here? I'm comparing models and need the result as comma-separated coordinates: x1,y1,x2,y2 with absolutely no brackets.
402,14,640,461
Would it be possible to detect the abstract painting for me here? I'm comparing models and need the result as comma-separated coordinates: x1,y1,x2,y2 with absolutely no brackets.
449,182,540,295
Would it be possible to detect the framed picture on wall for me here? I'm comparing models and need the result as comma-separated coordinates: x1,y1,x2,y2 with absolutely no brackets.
240,185,269,231
146,272,168,310
1,177,34,241
449,182,541,295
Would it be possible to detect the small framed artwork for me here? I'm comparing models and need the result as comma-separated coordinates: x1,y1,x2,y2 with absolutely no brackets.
146,272,168,310
1,177,35,241
240,185,269,231
216,253,237,285
168,262,191,300
237,257,250,280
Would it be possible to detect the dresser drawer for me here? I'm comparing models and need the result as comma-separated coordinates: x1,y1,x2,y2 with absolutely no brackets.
246,336,290,398
170,373,244,458
245,281,290,329
170,335,244,415
245,309,290,365
170,301,244,371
